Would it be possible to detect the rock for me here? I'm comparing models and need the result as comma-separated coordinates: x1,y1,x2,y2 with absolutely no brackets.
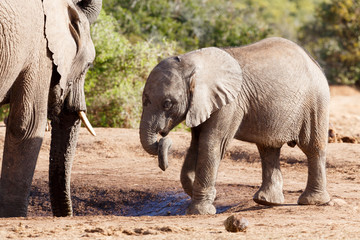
328,127,360,144
327,198,348,207
341,136,357,144
328,128,337,143
224,215,249,232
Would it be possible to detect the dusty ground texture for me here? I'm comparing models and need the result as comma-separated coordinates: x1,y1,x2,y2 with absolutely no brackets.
0,85,360,239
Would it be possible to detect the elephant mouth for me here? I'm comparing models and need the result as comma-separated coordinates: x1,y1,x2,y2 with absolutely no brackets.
159,130,169,137
159,118,174,137
48,98,96,136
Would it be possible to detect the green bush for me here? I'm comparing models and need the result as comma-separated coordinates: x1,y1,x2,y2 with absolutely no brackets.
0,105,9,124
300,0,360,84
103,0,272,50
86,10,178,127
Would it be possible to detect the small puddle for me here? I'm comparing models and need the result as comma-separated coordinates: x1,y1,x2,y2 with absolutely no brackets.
120,191,233,216
124,192,190,216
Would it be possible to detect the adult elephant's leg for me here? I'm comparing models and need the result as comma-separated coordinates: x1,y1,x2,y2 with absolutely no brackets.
0,67,51,217
180,127,200,197
253,145,284,205
49,111,81,217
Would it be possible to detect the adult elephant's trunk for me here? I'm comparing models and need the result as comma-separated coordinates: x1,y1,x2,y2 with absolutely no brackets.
74,0,102,24
49,111,81,217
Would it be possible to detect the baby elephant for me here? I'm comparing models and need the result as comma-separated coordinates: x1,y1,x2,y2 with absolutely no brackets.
140,37,330,215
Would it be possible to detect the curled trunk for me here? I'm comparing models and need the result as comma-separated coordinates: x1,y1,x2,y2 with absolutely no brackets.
49,111,80,217
158,137,172,171
139,120,159,156
139,119,173,170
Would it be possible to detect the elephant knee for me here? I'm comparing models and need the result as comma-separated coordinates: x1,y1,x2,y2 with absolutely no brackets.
7,116,35,143
180,171,194,197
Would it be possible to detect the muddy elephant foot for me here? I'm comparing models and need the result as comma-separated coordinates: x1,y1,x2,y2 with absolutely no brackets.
297,190,330,205
253,188,284,206
186,201,216,215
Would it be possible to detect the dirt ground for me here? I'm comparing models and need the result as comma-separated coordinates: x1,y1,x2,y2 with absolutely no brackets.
0,85,360,239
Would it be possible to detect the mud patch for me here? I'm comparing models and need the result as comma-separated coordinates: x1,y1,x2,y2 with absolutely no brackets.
28,180,231,217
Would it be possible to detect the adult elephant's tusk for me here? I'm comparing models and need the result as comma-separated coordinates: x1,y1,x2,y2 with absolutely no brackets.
78,111,96,136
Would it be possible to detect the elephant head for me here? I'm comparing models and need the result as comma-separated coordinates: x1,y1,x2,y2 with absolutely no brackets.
44,0,101,216
140,47,243,169
45,0,100,129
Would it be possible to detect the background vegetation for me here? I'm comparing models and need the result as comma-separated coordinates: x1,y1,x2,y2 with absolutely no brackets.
1,0,359,128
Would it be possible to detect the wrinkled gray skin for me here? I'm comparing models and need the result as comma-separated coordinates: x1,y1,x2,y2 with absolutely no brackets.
140,37,330,215
0,0,102,217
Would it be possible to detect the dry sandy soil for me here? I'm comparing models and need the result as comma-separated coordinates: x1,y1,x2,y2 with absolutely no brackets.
0,86,360,239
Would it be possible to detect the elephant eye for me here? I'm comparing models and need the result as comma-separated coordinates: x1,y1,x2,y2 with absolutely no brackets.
87,62,94,69
163,99,172,110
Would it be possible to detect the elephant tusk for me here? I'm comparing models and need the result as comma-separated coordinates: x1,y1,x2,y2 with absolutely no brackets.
78,111,96,136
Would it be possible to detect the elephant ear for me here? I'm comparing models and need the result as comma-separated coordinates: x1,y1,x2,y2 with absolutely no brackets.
43,0,81,98
185,47,243,128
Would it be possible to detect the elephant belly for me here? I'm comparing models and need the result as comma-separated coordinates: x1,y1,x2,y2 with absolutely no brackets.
234,117,297,148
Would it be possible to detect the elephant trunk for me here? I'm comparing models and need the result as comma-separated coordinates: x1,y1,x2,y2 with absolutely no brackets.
49,111,81,217
75,0,102,24
139,120,159,156
139,118,172,171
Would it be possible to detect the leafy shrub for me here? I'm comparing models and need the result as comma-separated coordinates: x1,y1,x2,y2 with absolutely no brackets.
86,10,177,127
103,0,272,50
300,0,360,84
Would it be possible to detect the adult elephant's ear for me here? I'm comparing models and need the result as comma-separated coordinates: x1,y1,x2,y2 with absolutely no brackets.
185,48,243,127
43,0,81,99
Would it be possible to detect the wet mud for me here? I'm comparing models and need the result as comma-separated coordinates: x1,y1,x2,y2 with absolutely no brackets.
28,180,231,217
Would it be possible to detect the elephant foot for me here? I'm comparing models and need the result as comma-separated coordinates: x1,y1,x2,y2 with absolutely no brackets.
186,201,216,215
0,201,28,218
298,189,330,205
253,188,284,206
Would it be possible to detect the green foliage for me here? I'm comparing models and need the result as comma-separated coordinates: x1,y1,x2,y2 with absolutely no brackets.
300,0,360,84
244,0,329,40
103,0,272,50
86,10,177,127
0,105,9,124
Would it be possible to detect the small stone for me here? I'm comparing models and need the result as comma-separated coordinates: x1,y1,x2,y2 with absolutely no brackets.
327,198,348,207
224,215,249,232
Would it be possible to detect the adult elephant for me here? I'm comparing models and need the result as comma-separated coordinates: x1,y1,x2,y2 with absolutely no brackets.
140,37,330,215
0,0,101,217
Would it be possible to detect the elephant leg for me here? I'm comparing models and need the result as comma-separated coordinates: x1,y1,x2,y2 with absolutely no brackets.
0,66,51,217
186,125,235,215
297,149,330,205
297,107,330,205
253,145,284,205
49,111,81,217
180,127,200,197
